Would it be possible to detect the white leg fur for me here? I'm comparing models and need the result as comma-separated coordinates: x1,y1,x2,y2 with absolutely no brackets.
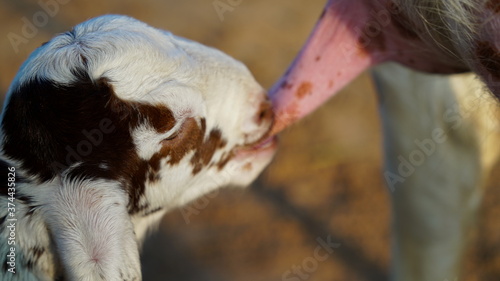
373,63,500,281
42,178,141,281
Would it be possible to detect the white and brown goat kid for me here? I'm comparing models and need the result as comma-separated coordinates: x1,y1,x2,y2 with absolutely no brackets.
0,15,276,281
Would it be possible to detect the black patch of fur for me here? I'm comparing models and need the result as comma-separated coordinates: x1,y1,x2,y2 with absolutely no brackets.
1,72,175,213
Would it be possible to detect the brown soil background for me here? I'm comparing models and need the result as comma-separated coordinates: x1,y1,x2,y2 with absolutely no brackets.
0,0,499,280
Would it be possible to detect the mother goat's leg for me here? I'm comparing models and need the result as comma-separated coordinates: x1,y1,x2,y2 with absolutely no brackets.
373,63,500,281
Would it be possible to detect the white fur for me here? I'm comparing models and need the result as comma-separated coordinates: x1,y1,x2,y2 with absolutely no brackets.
374,62,500,281
42,178,140,281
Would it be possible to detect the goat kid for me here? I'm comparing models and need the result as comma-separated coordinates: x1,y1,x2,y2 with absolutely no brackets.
0,15,276,281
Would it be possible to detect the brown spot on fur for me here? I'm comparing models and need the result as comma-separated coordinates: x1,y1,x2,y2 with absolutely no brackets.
486,0,500,13
154,118,205,168
216,151,234,170
296,82,313,99
191,127,227,175
328,80,334,89
147,116,229,176
315,56,321,62
139,105,175,133
476,41,500,79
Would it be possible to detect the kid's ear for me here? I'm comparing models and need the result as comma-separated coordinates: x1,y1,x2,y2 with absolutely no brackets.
43,177,141,281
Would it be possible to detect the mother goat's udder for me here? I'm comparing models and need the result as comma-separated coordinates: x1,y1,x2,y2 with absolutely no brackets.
268,99,301,135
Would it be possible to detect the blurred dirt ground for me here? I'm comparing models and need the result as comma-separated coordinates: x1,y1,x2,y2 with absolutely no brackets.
1,0,499,280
